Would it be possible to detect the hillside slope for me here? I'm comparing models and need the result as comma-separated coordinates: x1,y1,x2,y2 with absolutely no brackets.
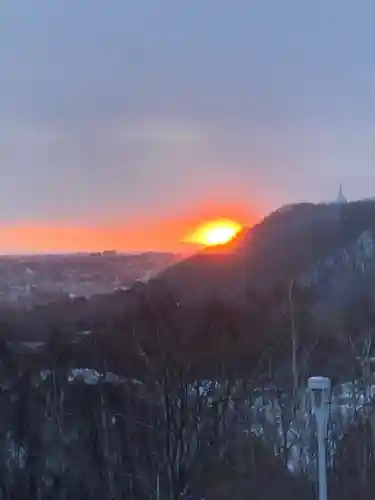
157,200,375,304
5,199,375,355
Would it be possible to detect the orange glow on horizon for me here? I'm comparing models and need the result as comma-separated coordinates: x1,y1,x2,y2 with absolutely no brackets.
0,205,260,254
183,218,243,247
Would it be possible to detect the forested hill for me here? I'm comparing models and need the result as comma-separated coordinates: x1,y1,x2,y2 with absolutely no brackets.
4,197,375,371
157,199,375,304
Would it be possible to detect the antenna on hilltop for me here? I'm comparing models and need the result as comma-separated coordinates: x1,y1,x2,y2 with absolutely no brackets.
336,184,347,204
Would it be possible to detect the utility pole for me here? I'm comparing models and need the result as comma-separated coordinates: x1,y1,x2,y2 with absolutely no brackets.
308,376,331,500
288,279,298,403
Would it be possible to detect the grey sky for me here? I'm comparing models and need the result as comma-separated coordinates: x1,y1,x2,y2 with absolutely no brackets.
2,0,375,224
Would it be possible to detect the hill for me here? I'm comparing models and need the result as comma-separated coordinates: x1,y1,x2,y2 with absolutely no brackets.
122,199,375,379
156,200,372,304
4,198,375,381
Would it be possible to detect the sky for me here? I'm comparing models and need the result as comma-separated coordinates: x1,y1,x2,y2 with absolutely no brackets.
2,1,375,252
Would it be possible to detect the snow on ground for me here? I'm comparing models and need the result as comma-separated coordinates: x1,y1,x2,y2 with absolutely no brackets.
36,369,375,475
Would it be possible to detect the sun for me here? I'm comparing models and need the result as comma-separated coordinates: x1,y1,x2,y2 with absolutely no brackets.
184,218,242,247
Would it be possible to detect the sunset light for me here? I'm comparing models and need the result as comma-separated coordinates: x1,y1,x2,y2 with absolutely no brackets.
184,218,242,247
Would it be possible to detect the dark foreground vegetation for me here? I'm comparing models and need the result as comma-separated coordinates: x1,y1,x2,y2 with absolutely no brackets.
0,290,375,500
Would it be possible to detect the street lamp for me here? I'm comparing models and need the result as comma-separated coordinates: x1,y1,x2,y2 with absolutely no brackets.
308,376,331,500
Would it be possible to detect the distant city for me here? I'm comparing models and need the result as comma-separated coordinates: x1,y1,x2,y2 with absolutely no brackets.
0,251,179,308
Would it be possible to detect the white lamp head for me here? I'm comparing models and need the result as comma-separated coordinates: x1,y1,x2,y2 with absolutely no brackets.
308,376,331,416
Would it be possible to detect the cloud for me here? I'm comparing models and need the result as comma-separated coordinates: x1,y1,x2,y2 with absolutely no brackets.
118,119,206,145
0,116,223,222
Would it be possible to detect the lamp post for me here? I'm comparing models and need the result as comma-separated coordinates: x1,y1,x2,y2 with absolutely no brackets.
308,376,331,500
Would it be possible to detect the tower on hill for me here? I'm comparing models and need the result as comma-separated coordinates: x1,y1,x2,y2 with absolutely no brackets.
335,184,347,204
